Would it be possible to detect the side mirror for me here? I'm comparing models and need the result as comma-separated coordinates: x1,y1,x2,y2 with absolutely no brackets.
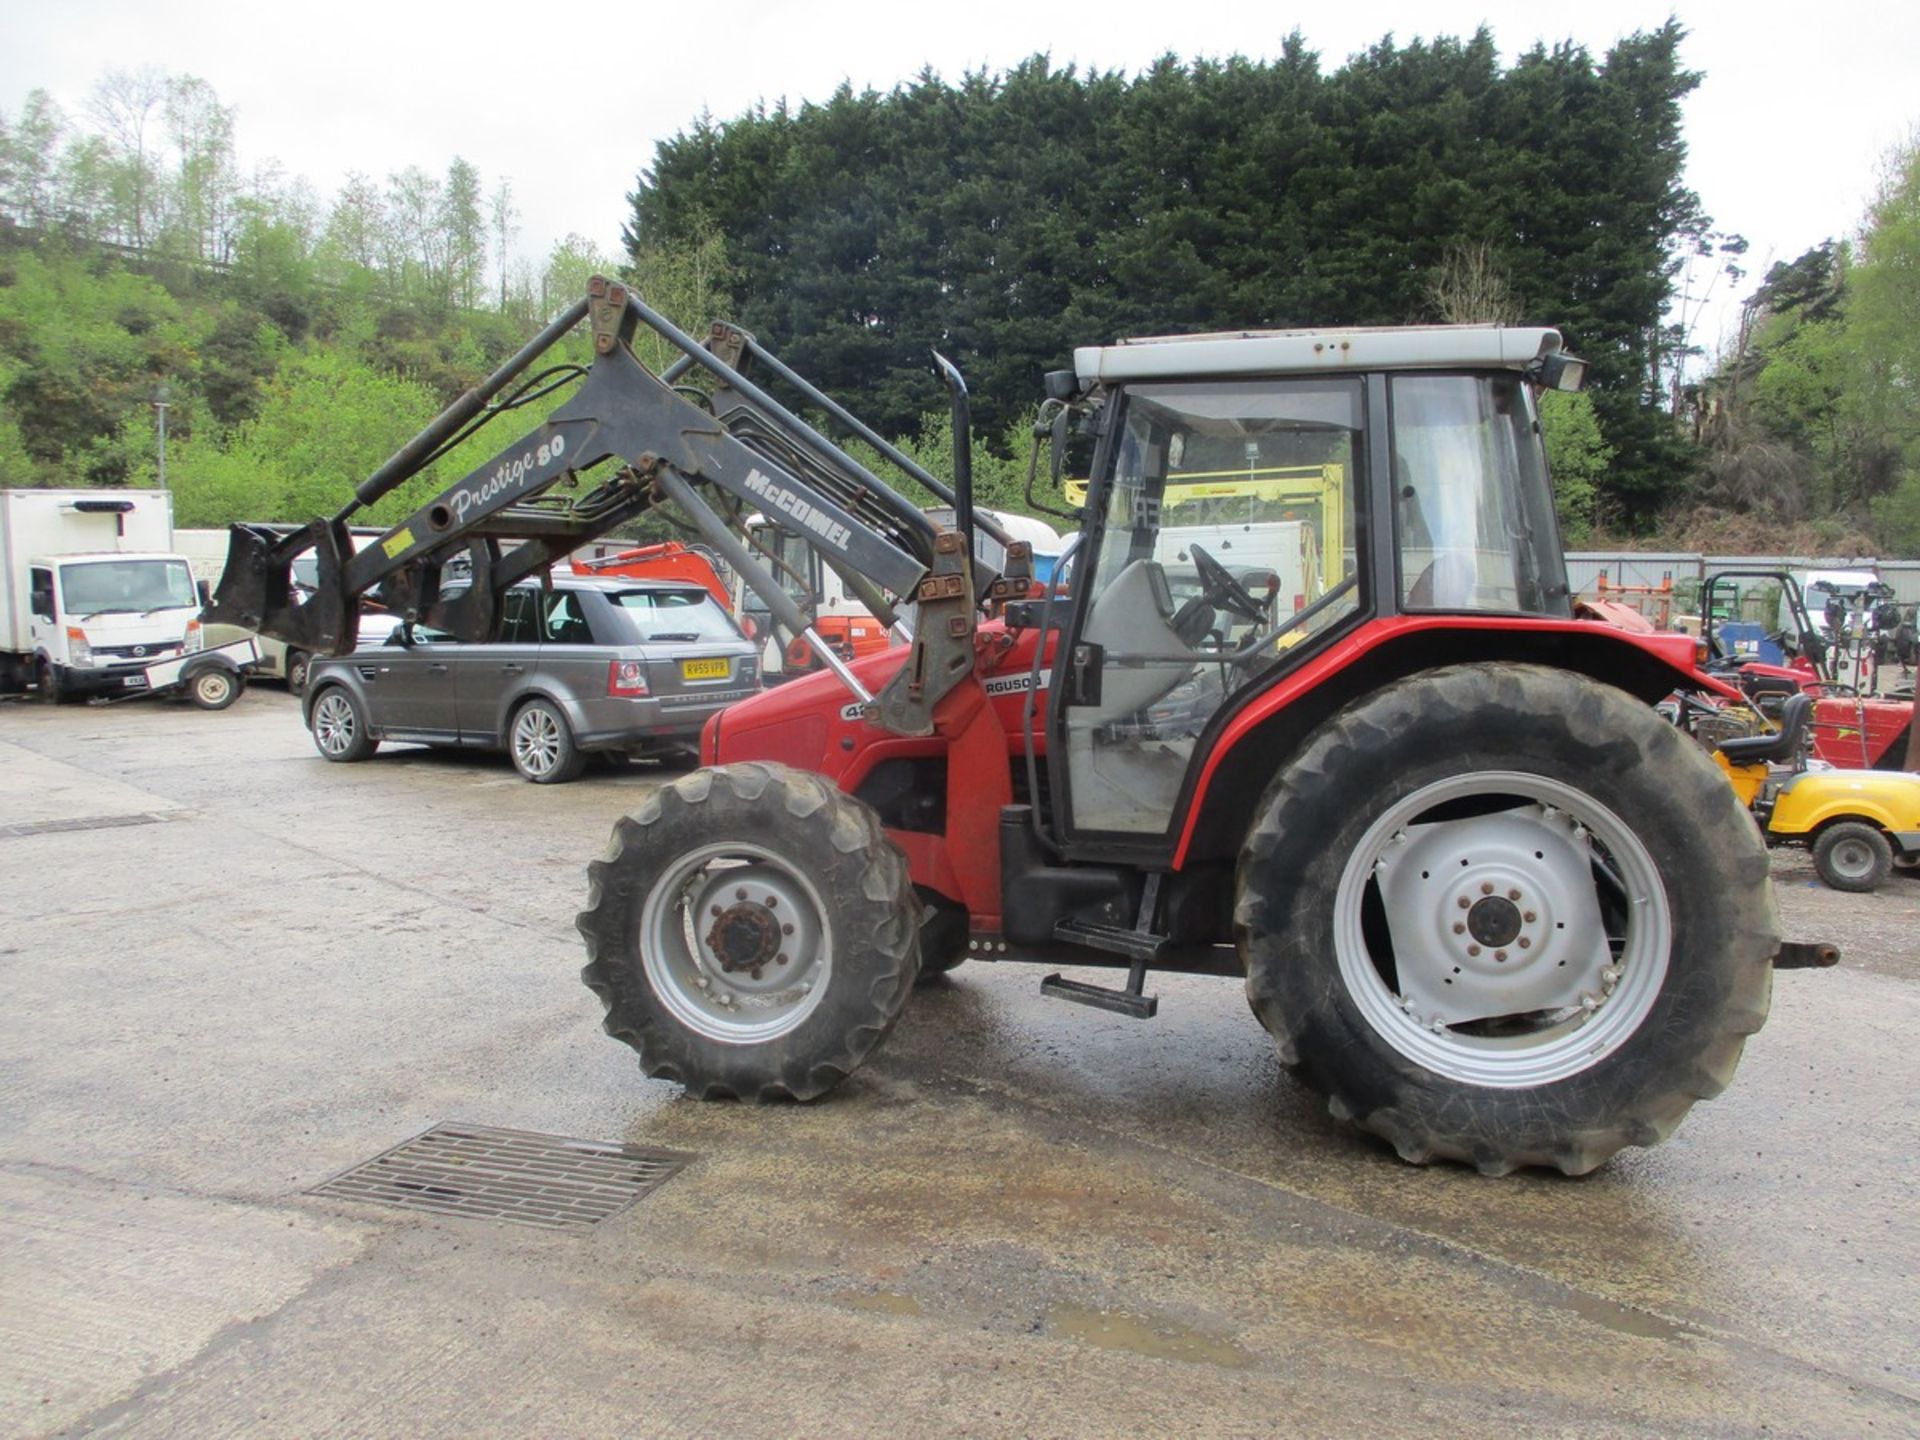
1021,403,1082,522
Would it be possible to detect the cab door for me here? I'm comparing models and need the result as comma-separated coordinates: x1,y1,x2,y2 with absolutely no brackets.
1054,378,1368,841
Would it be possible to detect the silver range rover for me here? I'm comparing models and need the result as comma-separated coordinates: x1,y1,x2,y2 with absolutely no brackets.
302,575,759,782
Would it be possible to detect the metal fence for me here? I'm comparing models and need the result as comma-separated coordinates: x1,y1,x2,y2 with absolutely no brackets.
1567,553,1920,624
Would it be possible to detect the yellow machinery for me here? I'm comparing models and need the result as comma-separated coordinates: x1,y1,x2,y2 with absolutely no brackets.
1713,694,1920,891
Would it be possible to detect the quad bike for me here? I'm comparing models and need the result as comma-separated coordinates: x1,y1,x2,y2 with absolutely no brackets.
206,278,1829,1174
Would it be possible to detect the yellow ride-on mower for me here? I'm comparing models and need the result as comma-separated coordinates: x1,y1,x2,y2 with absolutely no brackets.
1714,694,1920,892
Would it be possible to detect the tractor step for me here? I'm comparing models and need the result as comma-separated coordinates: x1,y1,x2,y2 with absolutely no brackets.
1043,916,1163,1018
1039,973,1159,1019
1051,917,1171,962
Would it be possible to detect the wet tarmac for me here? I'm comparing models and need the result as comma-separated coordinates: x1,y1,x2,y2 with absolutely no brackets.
1,689,1916,1436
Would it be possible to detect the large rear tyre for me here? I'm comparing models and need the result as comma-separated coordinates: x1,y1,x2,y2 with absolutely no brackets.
578,763,921,1100
1235,663,1778,1176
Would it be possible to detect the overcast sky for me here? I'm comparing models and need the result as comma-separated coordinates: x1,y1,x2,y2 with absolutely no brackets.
4,0,1915,362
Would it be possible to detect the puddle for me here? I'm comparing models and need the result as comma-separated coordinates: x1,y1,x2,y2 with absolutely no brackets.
1549,1287,1697,1342
1044,1304,1252,1368
837,1290,924,1316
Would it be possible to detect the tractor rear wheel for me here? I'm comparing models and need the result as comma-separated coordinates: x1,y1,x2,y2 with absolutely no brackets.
578,763,921,1100
1236,662,1777,1176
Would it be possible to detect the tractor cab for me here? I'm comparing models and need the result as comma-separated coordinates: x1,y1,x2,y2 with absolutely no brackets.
1054,328,1575,838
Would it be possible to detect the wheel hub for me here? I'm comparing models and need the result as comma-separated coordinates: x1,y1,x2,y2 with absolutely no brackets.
1466,894,1523,948
705,902,784,978
1373,803,1613,1027
678,862,822,1010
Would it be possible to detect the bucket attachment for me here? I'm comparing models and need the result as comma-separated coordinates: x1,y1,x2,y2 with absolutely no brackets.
202,519,362,657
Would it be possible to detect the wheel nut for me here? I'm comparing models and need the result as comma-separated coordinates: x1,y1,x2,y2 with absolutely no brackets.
735,888,748,900
1507,888,1521,901
764,896,777,908
1457,896,1471,910
710,906,722,918
1523,911,1537,923
1480,882,1494,896
1453,922,1466,935
1518,937,1531,949
1468,944,1481,956
782,923,794,936
1494,950,1507,962
776,953,788,965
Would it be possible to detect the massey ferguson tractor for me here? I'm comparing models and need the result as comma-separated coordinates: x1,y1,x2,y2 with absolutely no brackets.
207,279,1802,1175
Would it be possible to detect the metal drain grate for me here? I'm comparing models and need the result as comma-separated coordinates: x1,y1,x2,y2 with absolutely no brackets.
0,812,169,840
310,1122,693,1231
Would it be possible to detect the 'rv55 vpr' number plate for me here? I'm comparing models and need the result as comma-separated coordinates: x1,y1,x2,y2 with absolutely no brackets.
680,658,729,681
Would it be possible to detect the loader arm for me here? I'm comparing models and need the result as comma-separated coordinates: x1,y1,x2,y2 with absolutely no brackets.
204,277,998,734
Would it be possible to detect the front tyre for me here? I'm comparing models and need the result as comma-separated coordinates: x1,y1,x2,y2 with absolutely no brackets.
1236,663,1777,1176
578,763,921,1100
1812,821,1892,892
309,686,378,762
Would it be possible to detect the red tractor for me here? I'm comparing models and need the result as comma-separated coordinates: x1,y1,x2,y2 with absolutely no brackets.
209,280,1802,1175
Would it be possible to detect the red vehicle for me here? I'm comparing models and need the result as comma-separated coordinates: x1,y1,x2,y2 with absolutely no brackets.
571,540,733,611
210,278,1814,1176
1700,571,1913,770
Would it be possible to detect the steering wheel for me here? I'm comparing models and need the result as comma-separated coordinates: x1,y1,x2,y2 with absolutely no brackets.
1188,544,1265,623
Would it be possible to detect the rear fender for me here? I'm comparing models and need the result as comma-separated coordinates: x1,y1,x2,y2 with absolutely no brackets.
1769,771,1920,841
1173,617,1731,868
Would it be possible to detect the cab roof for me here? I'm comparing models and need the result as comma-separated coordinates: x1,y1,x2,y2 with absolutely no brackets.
1074,325,1564,386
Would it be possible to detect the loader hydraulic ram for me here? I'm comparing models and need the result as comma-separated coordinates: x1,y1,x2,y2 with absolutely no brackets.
213,281,1789,1175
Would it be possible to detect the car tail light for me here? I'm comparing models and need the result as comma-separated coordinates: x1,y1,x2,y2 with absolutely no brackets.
608,659,649,697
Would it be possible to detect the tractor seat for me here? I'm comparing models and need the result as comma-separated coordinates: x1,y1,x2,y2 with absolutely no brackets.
1717,692,1812,765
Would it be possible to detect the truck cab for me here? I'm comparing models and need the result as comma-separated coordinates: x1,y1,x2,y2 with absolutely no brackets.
24,551,204,699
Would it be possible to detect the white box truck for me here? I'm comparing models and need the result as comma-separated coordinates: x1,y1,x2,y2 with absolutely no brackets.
1,489,252,705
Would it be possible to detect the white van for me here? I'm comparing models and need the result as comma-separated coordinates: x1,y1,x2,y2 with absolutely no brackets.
1,490,208,699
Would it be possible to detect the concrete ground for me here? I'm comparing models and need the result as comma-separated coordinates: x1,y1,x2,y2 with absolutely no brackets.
1,687,1916,1438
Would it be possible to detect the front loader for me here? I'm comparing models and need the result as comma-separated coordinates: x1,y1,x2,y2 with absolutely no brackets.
209,280,1791,1175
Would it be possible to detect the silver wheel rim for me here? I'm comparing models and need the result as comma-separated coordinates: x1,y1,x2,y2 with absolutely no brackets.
1334,771,1671,1089
313,692,355,756
512,705,562,777
196,672,231,705
1826,835,1878,881
288,656,307,691
639,840,832,1045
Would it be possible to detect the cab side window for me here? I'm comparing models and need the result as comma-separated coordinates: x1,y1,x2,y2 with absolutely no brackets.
543,590,595,644
29,567,55,622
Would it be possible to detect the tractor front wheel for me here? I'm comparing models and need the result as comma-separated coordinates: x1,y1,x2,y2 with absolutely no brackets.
1236,663,1778,1176
578,763,921,1100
